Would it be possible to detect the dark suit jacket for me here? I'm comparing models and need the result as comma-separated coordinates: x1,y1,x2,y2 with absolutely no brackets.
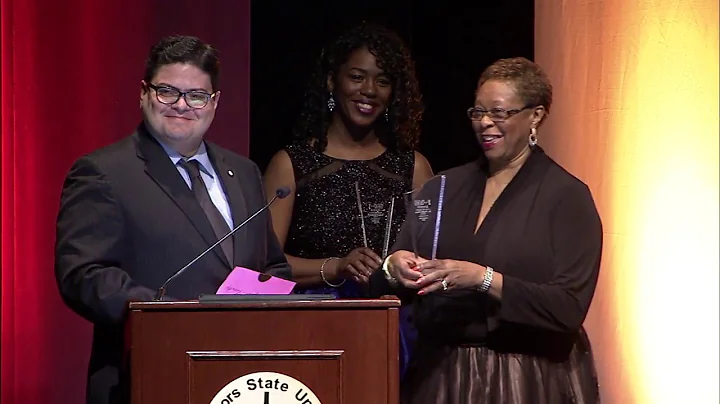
54,124,290,404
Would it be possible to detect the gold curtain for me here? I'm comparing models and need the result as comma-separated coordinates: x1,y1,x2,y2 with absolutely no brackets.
535,1,719,402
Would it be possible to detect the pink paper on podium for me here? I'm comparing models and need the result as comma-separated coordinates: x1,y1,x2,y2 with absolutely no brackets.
216,266,296,295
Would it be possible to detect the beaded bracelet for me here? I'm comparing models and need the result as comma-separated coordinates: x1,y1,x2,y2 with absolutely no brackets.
320,257,345,287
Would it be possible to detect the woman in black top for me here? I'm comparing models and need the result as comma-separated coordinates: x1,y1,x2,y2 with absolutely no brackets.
264,23,433,377
375,57,602,403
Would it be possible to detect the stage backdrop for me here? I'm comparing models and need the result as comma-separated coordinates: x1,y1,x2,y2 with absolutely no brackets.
536,0,719,403
1,1,251,403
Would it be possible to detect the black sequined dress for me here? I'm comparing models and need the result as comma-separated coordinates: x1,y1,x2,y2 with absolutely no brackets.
284,140,418,374
285,140,413,296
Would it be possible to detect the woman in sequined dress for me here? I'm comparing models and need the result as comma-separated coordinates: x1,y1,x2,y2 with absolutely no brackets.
263,22,433,371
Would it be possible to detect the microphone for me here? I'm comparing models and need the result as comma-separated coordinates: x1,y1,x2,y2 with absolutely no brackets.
154,186,291,301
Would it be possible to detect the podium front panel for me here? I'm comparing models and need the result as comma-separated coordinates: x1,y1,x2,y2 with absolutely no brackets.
129,299,399,404
187,350,343,403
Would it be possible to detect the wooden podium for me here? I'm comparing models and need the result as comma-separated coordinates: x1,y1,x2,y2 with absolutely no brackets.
127,297,400,404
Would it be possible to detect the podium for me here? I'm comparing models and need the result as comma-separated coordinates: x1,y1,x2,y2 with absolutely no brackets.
127,297,400,404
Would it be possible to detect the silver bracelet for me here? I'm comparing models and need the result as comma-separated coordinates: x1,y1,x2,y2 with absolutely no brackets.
382,256,399,286
320,257,345,287
478,266,494,293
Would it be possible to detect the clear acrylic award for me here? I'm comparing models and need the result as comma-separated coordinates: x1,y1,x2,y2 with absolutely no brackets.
354,181,398,259
403,175,447,259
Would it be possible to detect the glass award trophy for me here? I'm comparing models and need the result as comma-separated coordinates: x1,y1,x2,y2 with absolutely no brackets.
380,196,396,258
354,181,369,248
403,174,447,259
354,181,399,259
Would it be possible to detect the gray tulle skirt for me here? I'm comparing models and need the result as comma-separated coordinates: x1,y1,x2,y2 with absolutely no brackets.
400,328,600,404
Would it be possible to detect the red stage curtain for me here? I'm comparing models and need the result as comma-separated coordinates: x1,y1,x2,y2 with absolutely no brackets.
1,1,250,402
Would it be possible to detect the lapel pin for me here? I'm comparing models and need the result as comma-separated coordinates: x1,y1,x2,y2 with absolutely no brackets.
228,170,234,177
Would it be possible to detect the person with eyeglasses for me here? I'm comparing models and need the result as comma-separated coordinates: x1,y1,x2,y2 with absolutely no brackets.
54,35,290,404
371,57,603,403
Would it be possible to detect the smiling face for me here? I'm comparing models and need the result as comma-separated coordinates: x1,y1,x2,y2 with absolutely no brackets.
140,63,220,156
472,79,545,166
327,46,393,131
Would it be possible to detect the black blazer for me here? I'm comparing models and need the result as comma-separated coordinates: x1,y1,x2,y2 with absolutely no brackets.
54,124,290,404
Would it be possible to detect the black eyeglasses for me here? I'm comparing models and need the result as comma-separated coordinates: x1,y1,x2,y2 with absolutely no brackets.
146,83,216,109
466,105,533,122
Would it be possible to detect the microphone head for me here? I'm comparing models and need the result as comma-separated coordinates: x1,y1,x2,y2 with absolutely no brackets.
275,186,291,199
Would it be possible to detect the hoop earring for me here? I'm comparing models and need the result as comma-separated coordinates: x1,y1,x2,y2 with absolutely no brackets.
327,94,336,112
529,127,538,146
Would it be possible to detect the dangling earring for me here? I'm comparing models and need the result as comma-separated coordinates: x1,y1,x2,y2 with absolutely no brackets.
327,94,336,112
529,127,538,146
385,109,389,121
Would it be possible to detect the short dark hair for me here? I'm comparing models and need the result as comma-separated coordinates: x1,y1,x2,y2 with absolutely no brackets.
479,57,553,113
143,35,220,91
294,22,424,152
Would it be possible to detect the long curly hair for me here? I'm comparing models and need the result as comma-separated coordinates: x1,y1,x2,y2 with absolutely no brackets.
293,22,424,152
